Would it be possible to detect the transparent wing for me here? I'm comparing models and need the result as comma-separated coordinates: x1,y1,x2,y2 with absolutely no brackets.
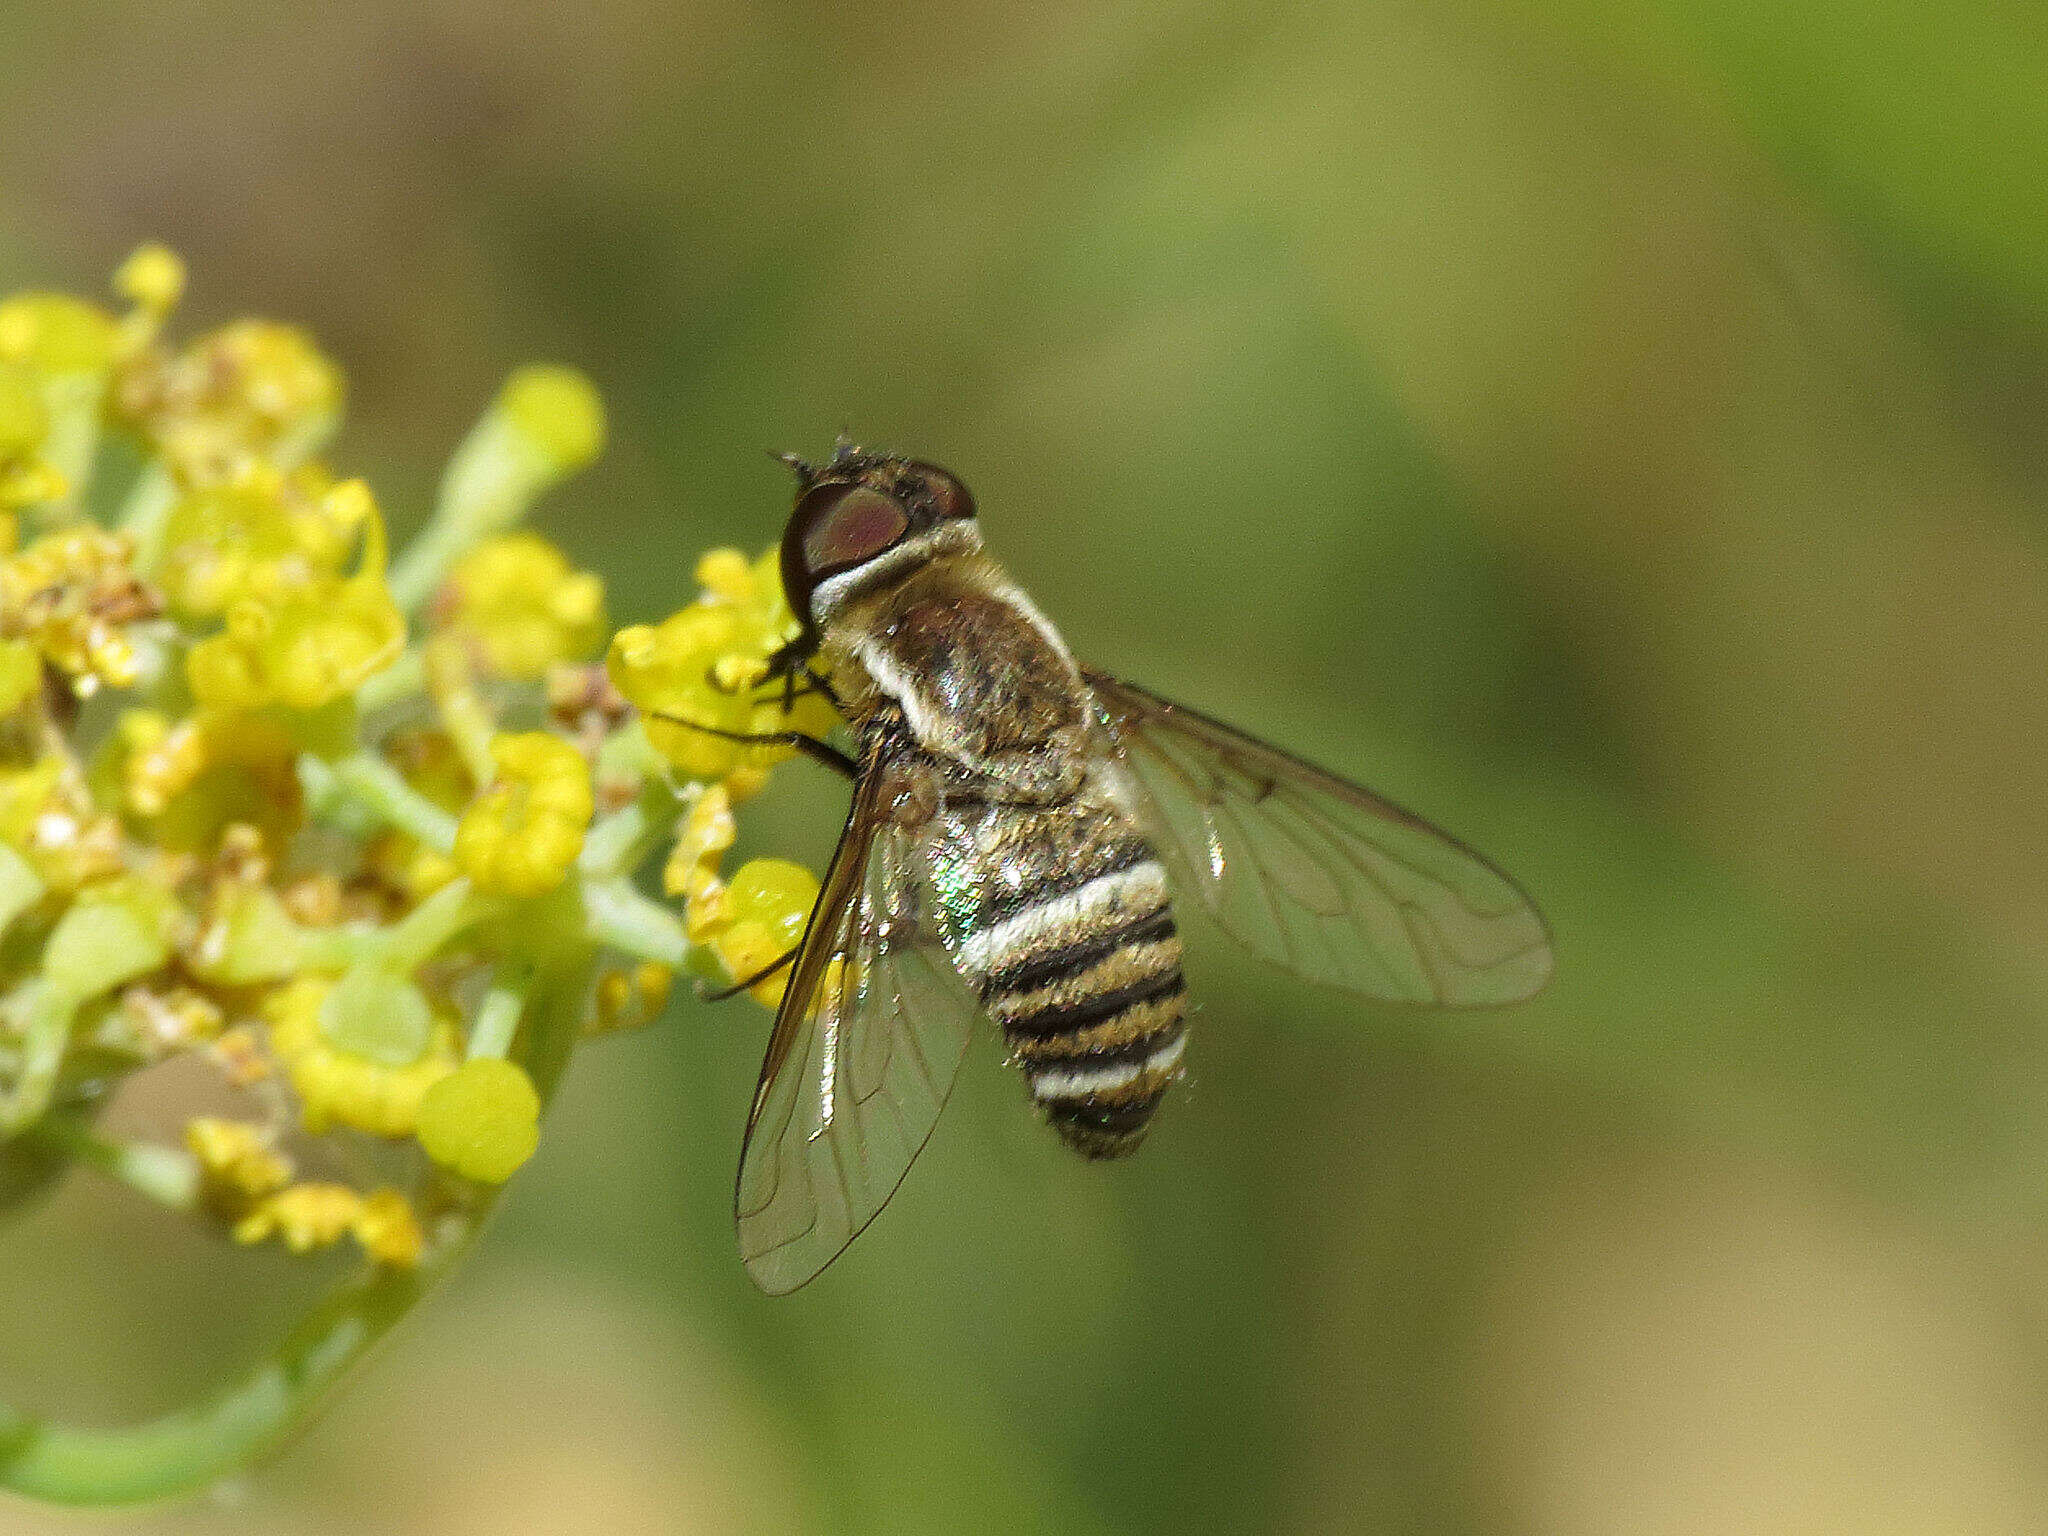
734,763,979,1295
1086,671,1553,1007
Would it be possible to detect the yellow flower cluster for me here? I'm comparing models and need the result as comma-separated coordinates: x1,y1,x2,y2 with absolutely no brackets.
0,524,161,695
0,245,849,1468
607,546,836,795
118,317,342,483
183,491,403,712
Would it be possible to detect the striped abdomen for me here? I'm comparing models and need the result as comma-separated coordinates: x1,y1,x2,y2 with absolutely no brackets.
950,806,1187,1158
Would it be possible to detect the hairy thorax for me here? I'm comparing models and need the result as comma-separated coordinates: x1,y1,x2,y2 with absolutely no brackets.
821,555,1092,798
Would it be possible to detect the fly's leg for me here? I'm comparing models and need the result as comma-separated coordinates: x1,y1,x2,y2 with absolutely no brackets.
699,946,798,1002
646,713,857,779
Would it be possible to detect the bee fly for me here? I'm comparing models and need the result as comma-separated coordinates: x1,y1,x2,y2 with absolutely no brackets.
678,442,1553,1293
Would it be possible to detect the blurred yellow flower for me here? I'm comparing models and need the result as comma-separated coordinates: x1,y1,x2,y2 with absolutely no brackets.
0,292,118,376
184,1117,291,1205
0,525,161,695
441,532,606,678
0,360,64,509
119,318,342,481
155,467,360,619
233,1182,422,1266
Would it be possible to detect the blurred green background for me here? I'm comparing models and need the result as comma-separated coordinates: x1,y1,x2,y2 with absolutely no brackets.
6,0,2048,1531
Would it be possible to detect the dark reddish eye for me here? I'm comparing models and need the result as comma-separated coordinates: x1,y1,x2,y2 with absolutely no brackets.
799,485,911,575
908,462,976,521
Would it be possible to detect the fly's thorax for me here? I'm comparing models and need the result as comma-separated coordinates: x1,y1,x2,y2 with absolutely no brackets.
824,555,1094,795
932,794,1188,1159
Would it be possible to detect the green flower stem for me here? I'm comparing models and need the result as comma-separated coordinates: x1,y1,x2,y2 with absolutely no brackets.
0,1259,423,1505
0,982,76,1136
35,1120,198,1212
386,367,603,615
433,678,498,790
113,462,177,574
465,968,529,1061
300,752,458,854
578,779,689,881
355,648,425,715
0,931,596,1506
580,878,690,967
377,881,500,974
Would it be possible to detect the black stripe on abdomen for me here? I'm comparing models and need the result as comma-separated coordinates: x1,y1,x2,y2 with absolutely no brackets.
981,908,1188,1161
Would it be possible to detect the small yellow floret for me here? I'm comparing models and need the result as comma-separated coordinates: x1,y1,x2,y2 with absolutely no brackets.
708,859,819,1007
0,757,123,891
121,318,342,480
415,1057,541,1183
0,293,118,374
264,975,459,1137
157,467,357,619
453,732,594,898
663,781,736,914
185,1116,291,1203
232,1182,423,1266
185,496,402,711
351,1188,426,1266
591,961,675,1034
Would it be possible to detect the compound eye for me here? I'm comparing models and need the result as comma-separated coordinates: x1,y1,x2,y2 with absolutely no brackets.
911,463,976,521
798,485,911,576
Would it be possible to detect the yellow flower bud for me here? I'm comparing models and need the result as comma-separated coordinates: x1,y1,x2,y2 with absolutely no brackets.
415,1057,541,1183
498,365,605,476
114,244,186,318
453,732,594,898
